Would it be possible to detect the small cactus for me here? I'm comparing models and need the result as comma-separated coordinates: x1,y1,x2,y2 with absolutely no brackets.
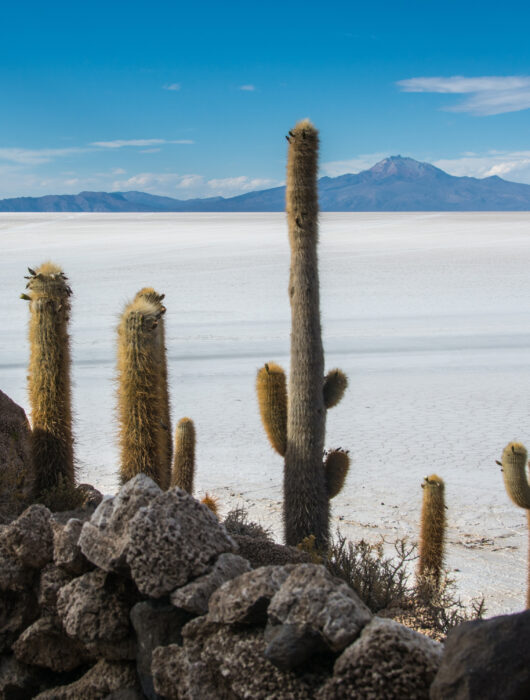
323,369,348,409
256,362,287,456
418,474,446,589
201,493,220,517
24,263,75,497
500,441,530,608
171,417,196,493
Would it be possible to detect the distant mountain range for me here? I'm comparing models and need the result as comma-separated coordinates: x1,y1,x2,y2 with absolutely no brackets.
2,156,530,211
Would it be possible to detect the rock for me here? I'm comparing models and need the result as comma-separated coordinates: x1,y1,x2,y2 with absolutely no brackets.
126,487,236,597
53,518,92,575
79,473,162,573
0,654,50,699
317,617,442,699
430,610,530,700
34,660,142,699
0,590,39,653
76,483,104,508
3,504,54,568
170,552,251,615
265,564,372,669
0,390,33,520
38,563,73,615
13,616,91,672
130,600,193,699
0,538,34,592
152,617,329,700
57,569,137,660
208,565,294,625
234,534,311,568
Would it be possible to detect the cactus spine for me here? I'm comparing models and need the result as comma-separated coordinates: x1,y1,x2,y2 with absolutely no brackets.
418,474,446,588
171,417,196,493
256,120,349,549
501,441,530,608
134,288,172,489
117,297,164,486
24,263,75,496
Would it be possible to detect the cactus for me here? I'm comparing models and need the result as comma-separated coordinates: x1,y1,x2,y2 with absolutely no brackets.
135,288,172,488
171,417,196,493
257,120,349,549
117,296,164,486
201,493,220,517
324,449,350,499
23,263,75,496
418,474,446,588
500,441,530,608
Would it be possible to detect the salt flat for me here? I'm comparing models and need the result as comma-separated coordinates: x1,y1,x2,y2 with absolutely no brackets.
1,211,530,616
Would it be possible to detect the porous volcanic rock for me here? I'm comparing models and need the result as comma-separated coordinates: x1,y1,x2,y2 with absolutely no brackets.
4,504,54,568
0,590,39,653
53,517,93,575
13,616,91,672
125,487,236,597
0,537,34,592
317,617,442,699
79,473,162,573
430,609,530,700
170,552,251,615
34,659,142,699
38,563,73,616
208,565,295,625
0,390,33,518
233,534,311,568
0,654,50,699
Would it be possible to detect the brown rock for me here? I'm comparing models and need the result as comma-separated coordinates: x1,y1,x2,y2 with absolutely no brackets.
53,518,93,575
3,504,54,568
38,563,73,616
0,590,39,653
13,616,91,672
0,390,33,520
0,654,50,699
34,659,142,699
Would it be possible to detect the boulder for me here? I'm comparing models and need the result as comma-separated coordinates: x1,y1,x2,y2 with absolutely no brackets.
0,537,34,592
34,659,142,699
53,518,92,575
125,488,236,597
79,473,162,573
430,610,530,700
234,534,311,568
57,569,137,660
13,616,91,672
3,504,54,568
265,564,372,669
130,600,193,699
0,390,33,519
170,552,251,615
317,617,442,699
76,483,104,509
0,590,39,653
208,565,294,625
0,654,50,699
38,563,73,616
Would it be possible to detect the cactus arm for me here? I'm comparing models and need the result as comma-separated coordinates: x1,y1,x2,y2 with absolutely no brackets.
256,363,287,456
171,417,196,494
501,442,530,509
323,369,348,409
324,449,350,499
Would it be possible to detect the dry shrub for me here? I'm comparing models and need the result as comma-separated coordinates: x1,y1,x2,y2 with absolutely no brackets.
39,475,85,512
223,506,273,541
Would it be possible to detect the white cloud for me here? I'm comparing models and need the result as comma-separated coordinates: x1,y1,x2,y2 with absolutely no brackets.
111,172,280,198
322,152,390,177
433,151,530,183
91,138,194,148
238,84,256,91
163,83,181,91
397,75,530,115
0,147,87,165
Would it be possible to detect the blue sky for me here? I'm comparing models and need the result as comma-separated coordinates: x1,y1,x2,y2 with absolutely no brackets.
1,0,530,198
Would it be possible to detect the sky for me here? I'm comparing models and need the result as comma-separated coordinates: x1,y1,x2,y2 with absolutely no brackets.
1,0,530,199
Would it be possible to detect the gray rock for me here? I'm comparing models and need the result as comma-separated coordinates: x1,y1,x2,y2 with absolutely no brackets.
265,564,372,668
0,538,34,592
34,659,142,699
0,654,49,699
53,518,93,575
317,617,442,699
130,600,193,699
208,565,294,625
3,504,54,568
57,569,137,660
38,563,73,615
13,616,91,672
170,552,251,615
126,487,236,597
430,610,530,700
79,473,162,573
0,390,33,520
0,590,39,653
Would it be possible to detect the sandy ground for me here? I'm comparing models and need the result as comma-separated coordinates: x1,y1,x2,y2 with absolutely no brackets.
1,211,530,616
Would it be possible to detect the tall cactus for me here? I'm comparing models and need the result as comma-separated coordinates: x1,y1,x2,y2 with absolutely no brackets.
171,417,196,493
117,296,164,486
256,120,349,549
23,263,75,496
500,441,530,608
418,474,446,589
134,288,172,489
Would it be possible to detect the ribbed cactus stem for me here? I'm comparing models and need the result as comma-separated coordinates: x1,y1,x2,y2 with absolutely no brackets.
256,363,287,456
418,474,446,588
117,297,163,486
323,369,348,409
284,119,328,548
171,417,196,493
25,262,74,495
135,288,172,489
324,449,350,499
501,441,530,608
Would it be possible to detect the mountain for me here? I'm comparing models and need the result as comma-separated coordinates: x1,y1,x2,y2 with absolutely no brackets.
2,156,530,212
